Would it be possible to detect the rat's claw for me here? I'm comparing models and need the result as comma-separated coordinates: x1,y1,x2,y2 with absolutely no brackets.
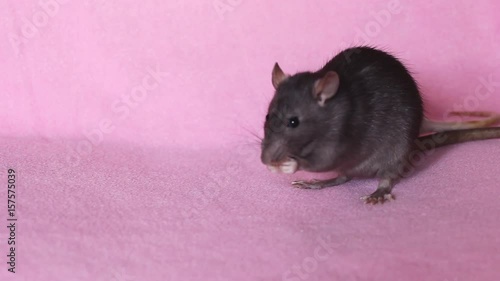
384,193,395,201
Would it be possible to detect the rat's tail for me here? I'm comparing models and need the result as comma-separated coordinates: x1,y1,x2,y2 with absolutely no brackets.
420,111,500,134
417,127,500,150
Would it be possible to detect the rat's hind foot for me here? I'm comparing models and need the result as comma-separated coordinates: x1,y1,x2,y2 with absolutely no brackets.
361,178,395,204
361,191,395,204
292,176,351,190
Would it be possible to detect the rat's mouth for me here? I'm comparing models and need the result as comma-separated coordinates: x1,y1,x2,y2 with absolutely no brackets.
267,157,299,174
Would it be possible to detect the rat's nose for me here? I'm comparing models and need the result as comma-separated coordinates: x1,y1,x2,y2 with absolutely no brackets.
261,148,298,174
260,147,273,165
260,140,287,165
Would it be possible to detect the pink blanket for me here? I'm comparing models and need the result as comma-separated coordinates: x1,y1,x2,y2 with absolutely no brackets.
1,1,500,280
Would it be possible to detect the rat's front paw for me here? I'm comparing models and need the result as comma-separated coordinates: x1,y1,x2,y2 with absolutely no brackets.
361,190,395,205
280,159,298,174
291,179,322,189
267,158,298,174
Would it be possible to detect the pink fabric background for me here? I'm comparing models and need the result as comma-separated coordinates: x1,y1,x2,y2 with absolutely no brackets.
1,0,500,280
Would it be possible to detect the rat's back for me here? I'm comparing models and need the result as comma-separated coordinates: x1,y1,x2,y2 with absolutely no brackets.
320,47,424,177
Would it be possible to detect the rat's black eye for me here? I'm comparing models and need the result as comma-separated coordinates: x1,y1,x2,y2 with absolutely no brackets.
287,117,300,128
265,114,270,121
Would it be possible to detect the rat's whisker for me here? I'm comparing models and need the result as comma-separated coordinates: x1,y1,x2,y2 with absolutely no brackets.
240,126,263,143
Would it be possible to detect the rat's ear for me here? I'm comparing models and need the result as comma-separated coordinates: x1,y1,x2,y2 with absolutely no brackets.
314,71,340,107
272,63,289,89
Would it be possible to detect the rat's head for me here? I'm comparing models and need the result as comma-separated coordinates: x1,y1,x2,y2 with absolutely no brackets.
261,63,341,174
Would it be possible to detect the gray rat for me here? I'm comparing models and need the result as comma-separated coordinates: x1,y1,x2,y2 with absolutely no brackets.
260,46,500,204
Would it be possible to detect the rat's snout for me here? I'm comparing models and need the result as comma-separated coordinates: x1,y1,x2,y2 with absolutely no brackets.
260,140,298,174
260,139,284,165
